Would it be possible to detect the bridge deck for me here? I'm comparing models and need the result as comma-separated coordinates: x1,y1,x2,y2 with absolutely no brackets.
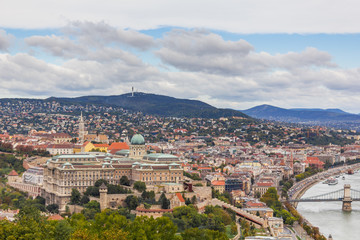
289,198,360,202
289,186,360,203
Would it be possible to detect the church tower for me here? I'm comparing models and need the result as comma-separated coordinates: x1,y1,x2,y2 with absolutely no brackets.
79,112,85,144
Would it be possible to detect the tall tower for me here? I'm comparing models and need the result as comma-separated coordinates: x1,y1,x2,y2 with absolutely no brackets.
99,183,108,211
79,112,85,145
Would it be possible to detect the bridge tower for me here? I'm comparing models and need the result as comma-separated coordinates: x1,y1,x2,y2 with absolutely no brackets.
342,184,352,212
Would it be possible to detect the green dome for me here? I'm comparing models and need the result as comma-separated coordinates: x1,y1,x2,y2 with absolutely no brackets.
131,134,145,145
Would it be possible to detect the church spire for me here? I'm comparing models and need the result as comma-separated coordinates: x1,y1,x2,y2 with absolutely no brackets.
79,112,85,145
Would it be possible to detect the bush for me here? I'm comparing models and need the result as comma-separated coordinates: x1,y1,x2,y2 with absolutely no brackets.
46,204,59,214
94,179,108,187
133,181,146,192
80,195,90,205
120,176,130,186
125,195,139,210
70,188,81,205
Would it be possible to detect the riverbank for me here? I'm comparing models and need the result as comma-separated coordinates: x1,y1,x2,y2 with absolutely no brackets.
288,163,360,205
297,172,360,239
287,163,360,239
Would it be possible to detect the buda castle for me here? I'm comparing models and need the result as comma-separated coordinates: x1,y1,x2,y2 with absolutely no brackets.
42,132,183,211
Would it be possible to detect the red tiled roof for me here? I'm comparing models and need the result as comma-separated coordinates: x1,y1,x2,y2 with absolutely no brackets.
73,165,102,169
152,166,169,170
256,182,274,187
48,214,64,220
93,144,109,148
8,170,18,176
181,163,190,167
112,165,133,169
305,157,325,166
198,167,211,170
246,202,266,207
212,180,225,186
176,193,185,202
136,208,173,213
47,144,74,149
108,142,129,150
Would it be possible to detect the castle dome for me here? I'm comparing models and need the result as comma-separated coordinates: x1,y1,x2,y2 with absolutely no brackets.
131,134,145,145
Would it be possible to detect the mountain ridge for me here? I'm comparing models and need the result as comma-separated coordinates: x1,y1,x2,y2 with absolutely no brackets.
242,104,360,125
46,92,249,119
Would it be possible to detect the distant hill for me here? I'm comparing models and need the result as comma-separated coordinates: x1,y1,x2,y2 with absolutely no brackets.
290,108,349,114
47,92,249,119
242,104,360,125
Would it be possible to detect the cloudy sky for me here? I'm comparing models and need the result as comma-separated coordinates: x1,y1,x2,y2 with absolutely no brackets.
1,0,360,112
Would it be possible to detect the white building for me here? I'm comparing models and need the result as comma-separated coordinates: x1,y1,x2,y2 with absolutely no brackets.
22,167,44,185
46,144,74,155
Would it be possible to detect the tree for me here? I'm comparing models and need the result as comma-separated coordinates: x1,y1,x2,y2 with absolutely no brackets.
181,228,228,240
84,200,100,211
82,201,101,219
124,195,139,210
35,196,46,205
230,222,237,235
144,203,151,209
133,181,146,192
120,176,130,186
161,195,170,209
84,186,99,197
46,204,59,214
107,184,131,194
141,190,155,201
191,195,197,204
65,205,71,216
80,195,90,205
70,188,81,205
117,207,135,220
54,220,73,240
94,179,108,187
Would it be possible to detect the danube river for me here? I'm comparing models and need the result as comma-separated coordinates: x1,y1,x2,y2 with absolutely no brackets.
297,172,360,239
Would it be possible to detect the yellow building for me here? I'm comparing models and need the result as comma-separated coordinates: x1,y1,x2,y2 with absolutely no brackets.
211,180,225,194
93,144,109,152
73,145,82,154
82,142,95,152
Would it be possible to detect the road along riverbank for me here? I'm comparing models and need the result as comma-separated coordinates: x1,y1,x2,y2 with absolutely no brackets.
288,163,360,206
297,172,360,239
286,163,360,239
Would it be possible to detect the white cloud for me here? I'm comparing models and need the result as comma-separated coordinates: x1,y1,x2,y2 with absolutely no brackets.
25,35,87,58
0,52,160,97
157,30,336,76
1,24,360,113
1,0,360,33
62,21,155,50
0,29,14,51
